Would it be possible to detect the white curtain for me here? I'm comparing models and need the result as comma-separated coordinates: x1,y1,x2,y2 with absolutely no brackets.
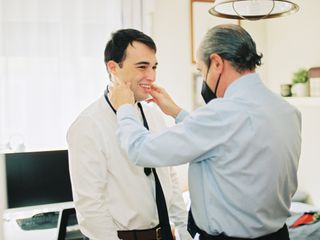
0,0,124,151
121,0,155,36
0,0,155,152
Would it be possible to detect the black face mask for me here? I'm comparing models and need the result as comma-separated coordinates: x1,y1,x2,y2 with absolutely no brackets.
201,65,222,104
201,81,216,104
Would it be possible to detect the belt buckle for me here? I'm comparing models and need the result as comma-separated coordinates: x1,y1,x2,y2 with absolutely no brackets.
155,227,162,240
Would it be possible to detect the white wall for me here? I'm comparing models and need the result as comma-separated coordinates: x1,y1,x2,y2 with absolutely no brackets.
266,0,320,92
152,0,194,112
153,0,320,205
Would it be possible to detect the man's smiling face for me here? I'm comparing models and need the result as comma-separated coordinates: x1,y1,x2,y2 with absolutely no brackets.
115,41,158,101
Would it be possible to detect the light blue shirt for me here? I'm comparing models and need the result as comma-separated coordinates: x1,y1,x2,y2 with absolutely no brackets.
116,73,301,238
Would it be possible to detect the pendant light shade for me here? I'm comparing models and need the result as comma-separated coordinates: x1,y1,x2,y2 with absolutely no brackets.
209,0,299,20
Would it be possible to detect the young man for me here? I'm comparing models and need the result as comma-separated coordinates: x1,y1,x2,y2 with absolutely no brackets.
67,29,191,240
111,24,301,240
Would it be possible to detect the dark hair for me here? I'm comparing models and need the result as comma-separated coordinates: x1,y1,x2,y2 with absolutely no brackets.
198,24,262,72
104,29,156,67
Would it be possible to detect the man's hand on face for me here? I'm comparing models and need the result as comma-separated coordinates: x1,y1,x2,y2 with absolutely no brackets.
146,84,182,118
109,79,134,110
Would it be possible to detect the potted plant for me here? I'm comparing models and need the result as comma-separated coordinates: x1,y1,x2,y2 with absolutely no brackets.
291,68,309,97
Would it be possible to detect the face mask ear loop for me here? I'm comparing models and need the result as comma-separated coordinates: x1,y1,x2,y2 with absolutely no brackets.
205,60,212,83
213,59,224,97
214,74,221,97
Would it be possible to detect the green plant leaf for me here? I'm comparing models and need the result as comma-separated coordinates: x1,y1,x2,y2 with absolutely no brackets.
292,68,309,84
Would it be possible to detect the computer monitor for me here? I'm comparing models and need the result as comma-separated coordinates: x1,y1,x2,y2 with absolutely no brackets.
4,150,73,209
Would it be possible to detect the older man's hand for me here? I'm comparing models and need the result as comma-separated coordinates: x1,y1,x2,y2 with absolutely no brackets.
146,84,182,118
108,80,134,110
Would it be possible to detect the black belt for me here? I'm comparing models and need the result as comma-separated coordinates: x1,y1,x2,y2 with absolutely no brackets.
199,224,289,240
117,225,162,240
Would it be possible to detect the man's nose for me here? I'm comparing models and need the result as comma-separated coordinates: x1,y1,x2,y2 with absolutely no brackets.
145,68,156,82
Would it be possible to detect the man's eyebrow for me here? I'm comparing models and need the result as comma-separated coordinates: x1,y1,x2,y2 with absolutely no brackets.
135,61,150,65
135,61,158,66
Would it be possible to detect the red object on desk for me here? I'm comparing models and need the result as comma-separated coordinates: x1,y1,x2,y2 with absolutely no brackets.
290,212,320,228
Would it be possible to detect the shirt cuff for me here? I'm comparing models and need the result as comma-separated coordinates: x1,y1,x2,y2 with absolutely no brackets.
175,109,189,123
117,104,136,120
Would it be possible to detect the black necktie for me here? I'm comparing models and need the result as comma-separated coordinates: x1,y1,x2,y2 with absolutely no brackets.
187,209,201,238
137,102,173,240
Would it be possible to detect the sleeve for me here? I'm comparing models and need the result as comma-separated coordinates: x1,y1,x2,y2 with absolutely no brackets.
167,167,193,240
67,116,120,240
175,110,189,123
116,104,228,167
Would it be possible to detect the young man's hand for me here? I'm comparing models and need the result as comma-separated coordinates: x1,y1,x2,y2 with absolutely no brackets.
108,80,134,110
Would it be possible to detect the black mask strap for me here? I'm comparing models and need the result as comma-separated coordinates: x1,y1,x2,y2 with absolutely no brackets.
214,73,221,97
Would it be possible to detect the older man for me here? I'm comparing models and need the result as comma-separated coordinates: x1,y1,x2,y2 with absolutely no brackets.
110,24,301,240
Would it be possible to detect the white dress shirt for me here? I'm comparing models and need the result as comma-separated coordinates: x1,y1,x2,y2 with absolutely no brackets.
116,73,302,238
67,96,191,240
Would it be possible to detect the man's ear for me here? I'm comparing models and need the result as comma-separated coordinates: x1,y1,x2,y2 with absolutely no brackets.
210,53,223,72
106,60,118,75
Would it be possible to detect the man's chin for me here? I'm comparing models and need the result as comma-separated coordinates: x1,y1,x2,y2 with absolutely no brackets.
135,94,151,102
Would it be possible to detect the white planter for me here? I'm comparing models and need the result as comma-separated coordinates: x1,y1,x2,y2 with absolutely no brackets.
291,83,309,97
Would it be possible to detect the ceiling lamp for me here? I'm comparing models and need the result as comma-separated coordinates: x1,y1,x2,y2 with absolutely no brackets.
209,0,299,20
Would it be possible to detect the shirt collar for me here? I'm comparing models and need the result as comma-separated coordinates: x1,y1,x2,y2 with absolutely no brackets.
104,85,140,114
224,73,261,99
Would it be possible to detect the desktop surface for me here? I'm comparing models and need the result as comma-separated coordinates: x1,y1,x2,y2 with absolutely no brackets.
3,202,75,240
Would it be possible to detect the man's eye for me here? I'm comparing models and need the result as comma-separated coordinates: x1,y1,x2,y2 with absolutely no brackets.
152,66,157,70
138,66,147,69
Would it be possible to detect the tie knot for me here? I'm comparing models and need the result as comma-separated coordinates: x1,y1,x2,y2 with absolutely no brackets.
144,167,152,176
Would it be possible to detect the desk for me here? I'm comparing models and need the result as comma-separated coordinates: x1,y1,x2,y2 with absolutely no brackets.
3,202,74,240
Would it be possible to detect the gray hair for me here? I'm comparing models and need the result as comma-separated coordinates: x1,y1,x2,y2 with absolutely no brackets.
198,24,262,72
